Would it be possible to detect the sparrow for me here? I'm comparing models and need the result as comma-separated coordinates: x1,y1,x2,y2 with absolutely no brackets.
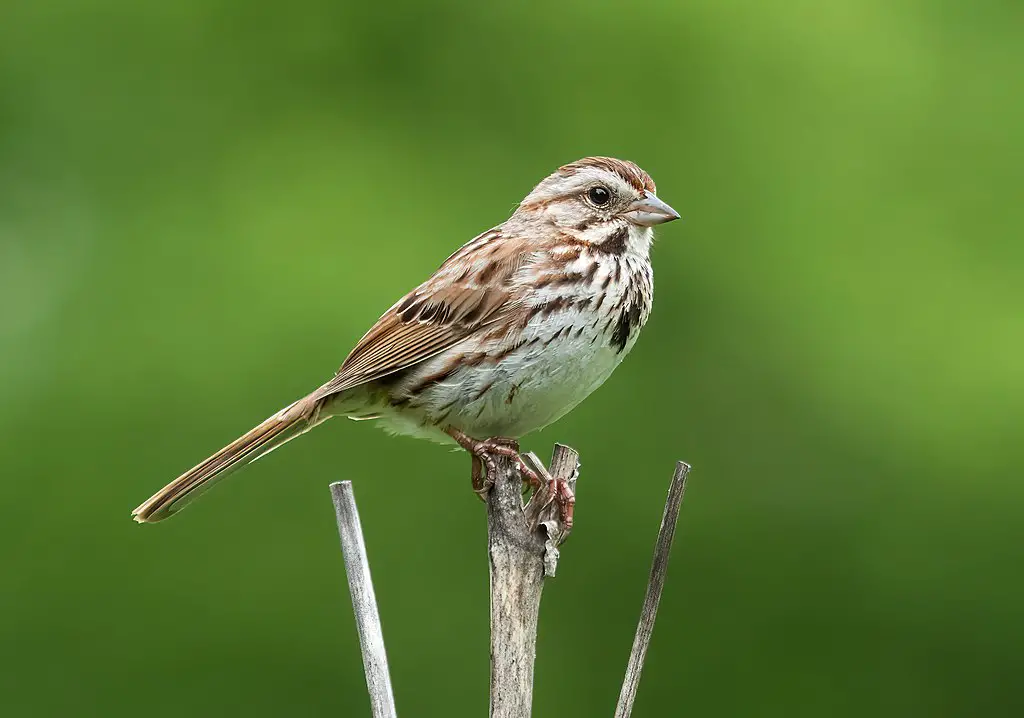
133,157,679,523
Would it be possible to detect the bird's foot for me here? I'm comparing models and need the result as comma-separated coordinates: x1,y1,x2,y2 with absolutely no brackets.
445,427,539,499
548,476,575,531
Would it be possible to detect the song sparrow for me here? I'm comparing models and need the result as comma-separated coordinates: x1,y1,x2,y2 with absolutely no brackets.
132,157,679,523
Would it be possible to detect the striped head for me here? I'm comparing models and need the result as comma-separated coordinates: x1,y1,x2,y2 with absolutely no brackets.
515,157,679,248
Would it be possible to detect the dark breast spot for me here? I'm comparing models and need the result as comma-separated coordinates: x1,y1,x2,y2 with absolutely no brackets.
610,301,644,354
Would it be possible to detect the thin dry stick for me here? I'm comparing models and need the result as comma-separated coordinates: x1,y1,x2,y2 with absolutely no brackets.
487,444,579,718
614,461,691,718
330,481,398,718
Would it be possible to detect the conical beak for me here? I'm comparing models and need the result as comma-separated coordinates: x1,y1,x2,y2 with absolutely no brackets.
624,191,680,227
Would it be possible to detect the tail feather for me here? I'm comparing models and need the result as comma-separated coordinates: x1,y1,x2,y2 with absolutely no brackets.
132,394,326,523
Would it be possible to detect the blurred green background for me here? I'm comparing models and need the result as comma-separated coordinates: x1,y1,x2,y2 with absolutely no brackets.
2,0,1022,715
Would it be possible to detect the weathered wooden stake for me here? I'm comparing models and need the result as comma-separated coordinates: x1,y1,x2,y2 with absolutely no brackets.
485,444,579,717
329,451,690,718
614,461,691,718
330,481,398,718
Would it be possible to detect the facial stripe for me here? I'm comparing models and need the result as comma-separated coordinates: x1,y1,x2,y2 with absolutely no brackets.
593,226,630,255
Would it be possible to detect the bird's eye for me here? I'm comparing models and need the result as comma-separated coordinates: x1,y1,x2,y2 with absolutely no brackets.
587,186,611,206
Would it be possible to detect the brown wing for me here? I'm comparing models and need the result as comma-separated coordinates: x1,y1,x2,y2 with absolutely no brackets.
314,228,531,397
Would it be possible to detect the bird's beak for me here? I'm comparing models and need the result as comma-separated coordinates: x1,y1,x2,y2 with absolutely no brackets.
624,191,680,227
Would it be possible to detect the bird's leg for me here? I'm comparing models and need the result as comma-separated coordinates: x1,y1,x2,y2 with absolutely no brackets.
445,427,540,497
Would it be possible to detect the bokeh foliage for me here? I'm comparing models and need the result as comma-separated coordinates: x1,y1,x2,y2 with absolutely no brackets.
2,1,1022,715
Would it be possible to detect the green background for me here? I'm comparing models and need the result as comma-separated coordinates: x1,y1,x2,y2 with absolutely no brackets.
2,1,1022,715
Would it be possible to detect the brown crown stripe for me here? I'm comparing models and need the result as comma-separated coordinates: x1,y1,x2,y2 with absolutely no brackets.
557,156,656,195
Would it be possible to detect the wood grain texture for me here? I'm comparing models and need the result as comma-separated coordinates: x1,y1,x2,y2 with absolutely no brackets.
330,481,398,718
487,445,579,717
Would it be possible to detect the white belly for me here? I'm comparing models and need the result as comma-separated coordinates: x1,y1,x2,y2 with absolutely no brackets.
359,303,641,443
339,250,652,443
443,323,629,438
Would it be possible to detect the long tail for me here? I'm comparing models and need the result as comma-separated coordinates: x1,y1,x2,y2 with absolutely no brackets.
132,393,328,523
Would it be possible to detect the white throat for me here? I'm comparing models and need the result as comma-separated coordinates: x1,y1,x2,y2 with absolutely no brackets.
628,225,655,257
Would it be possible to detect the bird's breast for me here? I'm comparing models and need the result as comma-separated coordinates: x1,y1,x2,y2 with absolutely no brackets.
384,249,652,438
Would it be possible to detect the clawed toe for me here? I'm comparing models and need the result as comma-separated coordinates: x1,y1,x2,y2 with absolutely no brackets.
445,426,574,532
516,457,542,489
551,478,575,530
470,454,489,500
446,427,533,498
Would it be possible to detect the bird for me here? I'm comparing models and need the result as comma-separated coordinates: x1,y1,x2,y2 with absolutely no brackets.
132,156,680,524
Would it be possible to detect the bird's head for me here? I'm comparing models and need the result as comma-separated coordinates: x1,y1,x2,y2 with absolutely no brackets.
514,156,679,253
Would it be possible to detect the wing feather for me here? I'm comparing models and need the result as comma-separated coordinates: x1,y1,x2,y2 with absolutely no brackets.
314,229,530,397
